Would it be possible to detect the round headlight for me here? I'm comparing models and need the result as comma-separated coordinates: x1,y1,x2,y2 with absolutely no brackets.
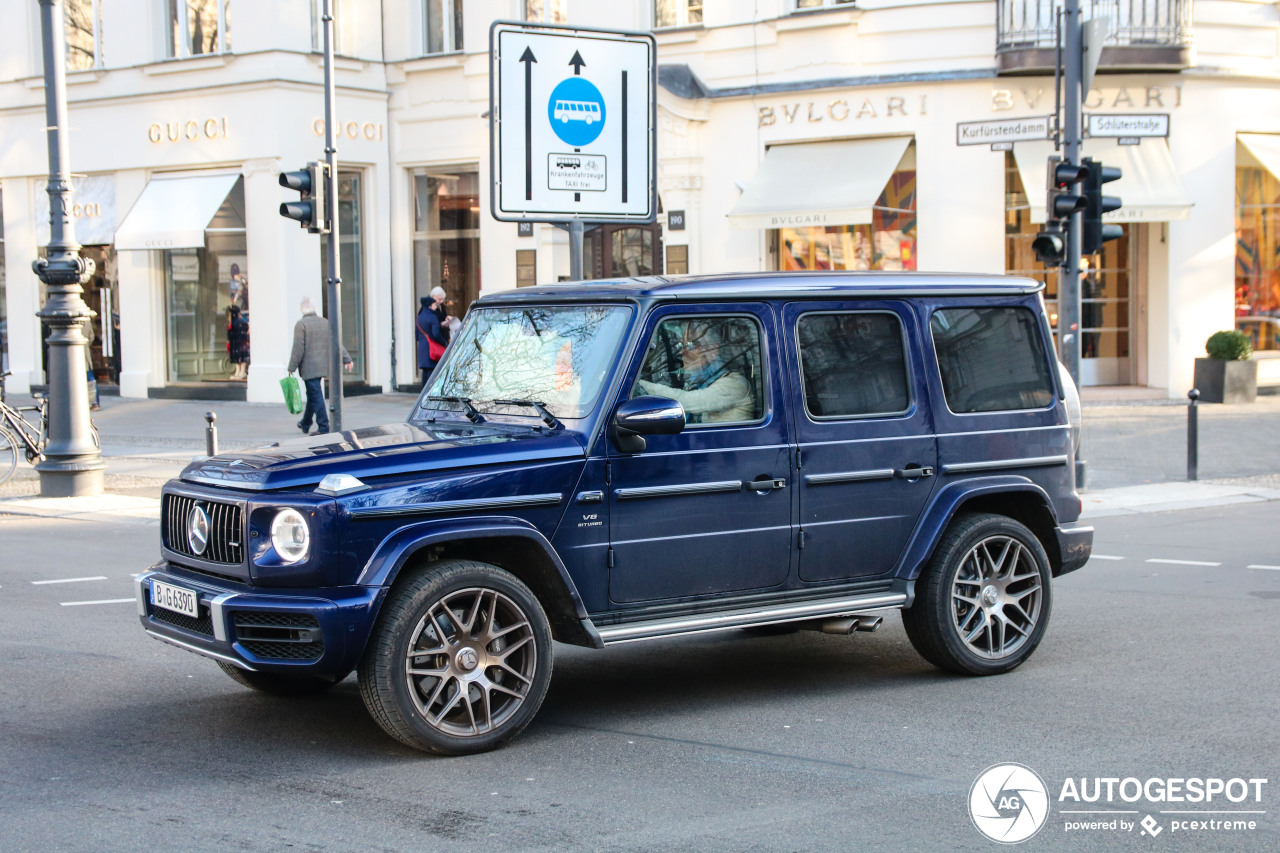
270,508,310,563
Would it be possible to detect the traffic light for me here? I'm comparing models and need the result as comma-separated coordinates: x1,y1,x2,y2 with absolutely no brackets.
279,161,329,234
1032,157,1088,267
1081,157,1123,255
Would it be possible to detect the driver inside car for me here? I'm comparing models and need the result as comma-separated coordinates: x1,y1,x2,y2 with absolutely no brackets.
633,319,756,424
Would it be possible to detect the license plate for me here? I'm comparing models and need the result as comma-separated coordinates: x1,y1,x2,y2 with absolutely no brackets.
151,580,199,618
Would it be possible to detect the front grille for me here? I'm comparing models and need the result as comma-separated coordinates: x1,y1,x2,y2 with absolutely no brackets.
151,604,214,637
163,494,244,564
233,612,324,661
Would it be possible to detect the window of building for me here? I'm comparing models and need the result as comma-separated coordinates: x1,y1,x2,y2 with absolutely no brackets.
1004,152,1131,366
310,0,349,54
797,312,910,419
65,0,100,70
163,178,245,382
931,307,1055,413
166,0,230,59
632,316,765,426
655,0,702,28
526,0,567,23
413,167,480,326
321,172,367,382
775,144,915,272
424,0,463,54
1236,157,1280,350
795,0,858,10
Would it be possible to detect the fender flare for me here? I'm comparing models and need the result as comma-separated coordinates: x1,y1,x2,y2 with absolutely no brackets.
895,476,1059,582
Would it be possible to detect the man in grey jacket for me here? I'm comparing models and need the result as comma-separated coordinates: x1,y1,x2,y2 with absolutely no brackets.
288,298,352,434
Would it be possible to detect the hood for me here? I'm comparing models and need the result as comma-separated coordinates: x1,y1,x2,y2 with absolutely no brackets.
179,422,586,491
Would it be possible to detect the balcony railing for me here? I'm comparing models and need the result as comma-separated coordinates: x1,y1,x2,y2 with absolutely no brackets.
996,0,1193,74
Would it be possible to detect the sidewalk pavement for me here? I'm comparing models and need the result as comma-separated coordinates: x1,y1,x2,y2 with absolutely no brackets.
2,388,1279,523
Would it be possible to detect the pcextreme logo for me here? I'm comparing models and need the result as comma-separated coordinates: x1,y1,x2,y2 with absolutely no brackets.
968,765,1269,843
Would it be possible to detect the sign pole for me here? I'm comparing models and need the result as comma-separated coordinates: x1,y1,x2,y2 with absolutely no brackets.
1061,0,1084,387
568,220,584,281
322,0,343,433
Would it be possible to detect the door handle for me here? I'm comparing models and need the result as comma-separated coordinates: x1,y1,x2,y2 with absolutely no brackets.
747,477,787,492
895,465,935,480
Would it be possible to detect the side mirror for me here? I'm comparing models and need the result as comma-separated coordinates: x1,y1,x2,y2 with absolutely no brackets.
612,395,686,453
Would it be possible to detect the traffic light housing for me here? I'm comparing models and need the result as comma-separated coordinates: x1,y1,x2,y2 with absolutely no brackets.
1047,157,1088,224
1082,157,1123,254
1032,157,1088,267
279,162,329,234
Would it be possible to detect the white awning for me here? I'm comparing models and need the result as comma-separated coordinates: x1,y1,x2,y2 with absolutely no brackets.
1014,138,1192,224
114,173,240,250
1238,134,1280,182
728,136,912,230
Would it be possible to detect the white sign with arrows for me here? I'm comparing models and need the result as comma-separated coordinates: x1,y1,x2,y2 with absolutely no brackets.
490,21,656,223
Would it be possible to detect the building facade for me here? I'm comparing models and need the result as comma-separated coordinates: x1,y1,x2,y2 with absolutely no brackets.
2,0,1279,400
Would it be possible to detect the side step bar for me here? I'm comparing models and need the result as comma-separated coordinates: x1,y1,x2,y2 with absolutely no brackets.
594,592,907,645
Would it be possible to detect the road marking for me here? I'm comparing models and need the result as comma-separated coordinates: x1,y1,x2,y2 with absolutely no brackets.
32,576,108,585
60,598,135,607
1091,554,1125,561
1247,564,1280,571
1145,558,1221,567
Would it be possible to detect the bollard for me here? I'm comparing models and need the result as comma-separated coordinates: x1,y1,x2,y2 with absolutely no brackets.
205,411,219,458
1186,389,1199,481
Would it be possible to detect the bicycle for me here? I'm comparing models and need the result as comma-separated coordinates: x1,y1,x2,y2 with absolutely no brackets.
0,370,100,485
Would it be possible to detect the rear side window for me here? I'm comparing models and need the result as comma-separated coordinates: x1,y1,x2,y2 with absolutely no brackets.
930,307,1054,413
797,312,910,418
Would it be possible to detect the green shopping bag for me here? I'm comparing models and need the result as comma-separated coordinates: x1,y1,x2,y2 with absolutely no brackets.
280,375,304,415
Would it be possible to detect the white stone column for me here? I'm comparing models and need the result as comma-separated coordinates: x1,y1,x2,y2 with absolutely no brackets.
2,177,40,394
114,169,164,399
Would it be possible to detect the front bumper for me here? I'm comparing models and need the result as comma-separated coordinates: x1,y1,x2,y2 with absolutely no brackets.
136,564,385,678
1054,520,1094,576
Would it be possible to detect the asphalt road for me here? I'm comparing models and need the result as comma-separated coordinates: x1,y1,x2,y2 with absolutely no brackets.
0,504,1277,852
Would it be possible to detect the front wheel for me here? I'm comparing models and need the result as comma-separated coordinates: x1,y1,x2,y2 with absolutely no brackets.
902,513,1052,676
0,427,18,485
358,559,553,755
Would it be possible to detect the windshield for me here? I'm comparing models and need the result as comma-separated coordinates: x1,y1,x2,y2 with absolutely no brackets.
416,304,633,420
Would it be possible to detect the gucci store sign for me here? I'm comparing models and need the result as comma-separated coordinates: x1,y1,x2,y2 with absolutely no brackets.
35,174,116,247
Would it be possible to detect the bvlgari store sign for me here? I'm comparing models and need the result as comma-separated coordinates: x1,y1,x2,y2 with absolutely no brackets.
35,174,115,246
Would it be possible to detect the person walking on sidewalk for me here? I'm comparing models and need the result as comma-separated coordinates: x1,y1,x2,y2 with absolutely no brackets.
416,293,449,388
288,298,352,435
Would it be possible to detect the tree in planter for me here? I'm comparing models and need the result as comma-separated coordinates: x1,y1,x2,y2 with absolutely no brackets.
1194,330,1257,403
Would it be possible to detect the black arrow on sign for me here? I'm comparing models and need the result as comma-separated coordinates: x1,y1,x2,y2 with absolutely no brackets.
569,50,585,75
520,46,536,201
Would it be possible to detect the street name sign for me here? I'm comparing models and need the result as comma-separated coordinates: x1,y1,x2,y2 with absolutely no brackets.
1086,113,1170,138
956,116,1052,147
490,21,656,223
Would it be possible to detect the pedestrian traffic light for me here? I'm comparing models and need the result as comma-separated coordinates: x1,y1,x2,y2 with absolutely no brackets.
1081,157,1123,254
1032,157,1088,267
279,162,329,234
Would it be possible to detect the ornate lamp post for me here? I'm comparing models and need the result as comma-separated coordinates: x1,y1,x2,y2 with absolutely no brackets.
32,0,104,497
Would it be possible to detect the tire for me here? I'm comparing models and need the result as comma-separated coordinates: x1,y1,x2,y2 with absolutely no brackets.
0,426,18,485
216,661,341,696
902,513,1052,676
358,559,554,756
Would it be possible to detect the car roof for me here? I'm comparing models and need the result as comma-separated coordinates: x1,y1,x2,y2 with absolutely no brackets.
479,271,1044,305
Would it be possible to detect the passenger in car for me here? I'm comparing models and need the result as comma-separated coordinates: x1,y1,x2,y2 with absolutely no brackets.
634,320,755,424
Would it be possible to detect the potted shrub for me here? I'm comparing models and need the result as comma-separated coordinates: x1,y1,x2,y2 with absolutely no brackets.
1193,330,1257,403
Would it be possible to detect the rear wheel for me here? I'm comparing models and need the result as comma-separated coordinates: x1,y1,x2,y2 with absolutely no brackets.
902,513,1052,676
216,661,341,696
0,427,19,485
358,559,553,755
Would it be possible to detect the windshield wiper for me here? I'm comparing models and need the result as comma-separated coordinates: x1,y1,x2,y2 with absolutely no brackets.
492,398,561,429
426,395,484,424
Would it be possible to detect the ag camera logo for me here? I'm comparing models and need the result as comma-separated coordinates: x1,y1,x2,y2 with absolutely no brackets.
969,763,1050,844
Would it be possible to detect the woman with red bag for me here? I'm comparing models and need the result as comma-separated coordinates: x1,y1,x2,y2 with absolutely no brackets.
415,292,449,388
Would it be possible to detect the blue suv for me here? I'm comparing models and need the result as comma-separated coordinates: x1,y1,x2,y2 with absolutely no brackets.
138,273,1092,754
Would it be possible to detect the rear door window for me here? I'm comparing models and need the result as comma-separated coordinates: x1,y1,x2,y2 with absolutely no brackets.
796,311,910,419
930,306,1054,413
